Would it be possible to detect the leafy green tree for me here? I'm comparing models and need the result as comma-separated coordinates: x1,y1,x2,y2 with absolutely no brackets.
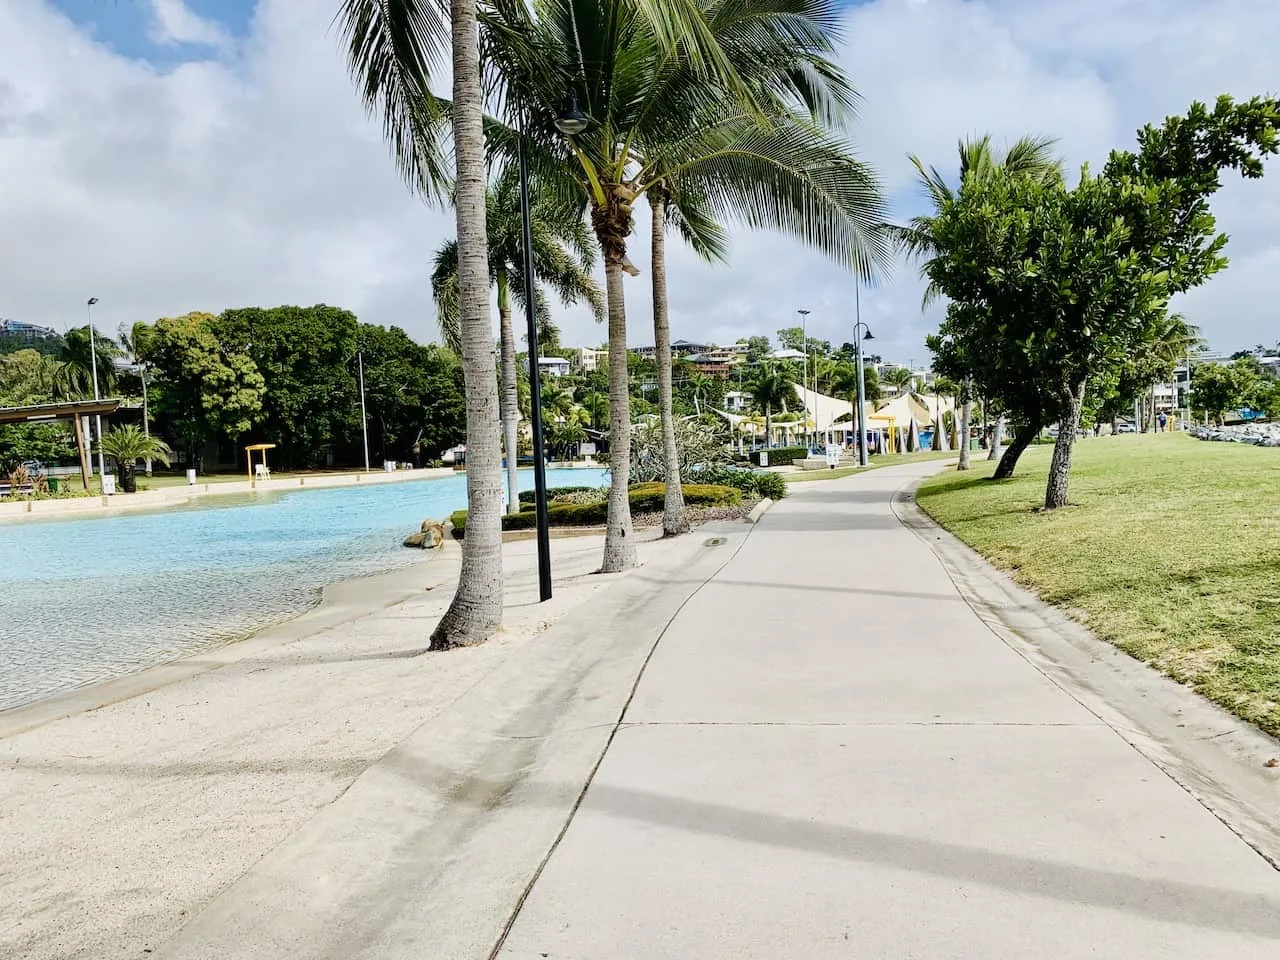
924,96,1279,506
216,306,360,468
145,312,265,464
101,425,173,493
432,166,603,512
1190,363,1243,424
742,335,771,362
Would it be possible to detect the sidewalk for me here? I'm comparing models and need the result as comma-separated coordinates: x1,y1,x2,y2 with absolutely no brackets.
496,461,1280,958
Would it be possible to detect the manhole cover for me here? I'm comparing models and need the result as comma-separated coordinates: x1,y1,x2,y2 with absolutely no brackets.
704,536,726,547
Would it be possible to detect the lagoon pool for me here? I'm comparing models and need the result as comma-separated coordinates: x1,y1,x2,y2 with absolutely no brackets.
0,468,608,711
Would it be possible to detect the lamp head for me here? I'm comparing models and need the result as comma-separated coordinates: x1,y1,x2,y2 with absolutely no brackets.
87,297,99,306
863,329,875,341
554,94,589,136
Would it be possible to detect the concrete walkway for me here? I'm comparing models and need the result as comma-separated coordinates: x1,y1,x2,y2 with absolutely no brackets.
497,461,1280,958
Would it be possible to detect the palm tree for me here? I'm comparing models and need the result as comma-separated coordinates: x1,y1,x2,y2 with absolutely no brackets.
431,167,604,513
828,363,865,446
881,366,915,397
339,0,504,649
55,325,120,400
745,362,797,447
481,0,886,568
118,321,156,476
101,425,172,494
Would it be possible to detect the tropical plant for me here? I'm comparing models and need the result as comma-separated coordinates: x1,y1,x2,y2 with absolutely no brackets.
479,0,887,567
101,425,172,494
880,366,915,396
55,325,121,400
339,0,505,648
431,166,604,513
744,362,797,446
118,321,157,475
630,417,731,485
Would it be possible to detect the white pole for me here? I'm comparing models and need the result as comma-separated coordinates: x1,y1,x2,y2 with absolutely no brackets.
87,299,106,484
358,349,370,471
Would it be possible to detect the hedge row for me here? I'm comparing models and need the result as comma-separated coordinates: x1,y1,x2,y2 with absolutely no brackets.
686,466,786,501
517,485,598,504
749,446,808,466
450,482,740,537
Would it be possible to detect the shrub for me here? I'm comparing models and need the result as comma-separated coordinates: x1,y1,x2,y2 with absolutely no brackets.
630,418,731,483
518,485,599,505
686,466,786,500
750,446,807,466
451,483,740,537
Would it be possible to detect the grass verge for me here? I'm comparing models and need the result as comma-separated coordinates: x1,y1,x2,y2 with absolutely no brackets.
915,433,1280,736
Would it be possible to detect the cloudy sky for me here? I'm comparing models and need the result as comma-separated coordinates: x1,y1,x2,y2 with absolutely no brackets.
2,0,1277,363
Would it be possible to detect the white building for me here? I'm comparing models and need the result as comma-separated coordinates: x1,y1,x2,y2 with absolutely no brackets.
537,356,571,377
725,390,751,413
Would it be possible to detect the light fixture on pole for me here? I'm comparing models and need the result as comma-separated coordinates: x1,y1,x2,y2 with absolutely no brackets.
357,347,370,471
86,297,107,485
852,284,873,468
522,104,553,602
797,308,810,449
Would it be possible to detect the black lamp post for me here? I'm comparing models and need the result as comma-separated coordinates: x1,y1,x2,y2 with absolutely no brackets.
853,283,874,467
517,113,553,603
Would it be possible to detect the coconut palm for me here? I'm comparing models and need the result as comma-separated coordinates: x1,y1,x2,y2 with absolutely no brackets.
431,167,604,513
828,362,865,445
745,362,797,446
881,366,915,397
55,326,120,400
339,0,504,649
479,0,886,566
100,425,172,494
118,321,157,476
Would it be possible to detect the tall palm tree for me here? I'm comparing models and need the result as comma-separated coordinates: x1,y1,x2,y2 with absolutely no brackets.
55,326,120,400
431,167,604,513
828,362,864,445
745,362,796,447
339,0,504,649
881,366,915,397
118,321,156,476
481,0,885,568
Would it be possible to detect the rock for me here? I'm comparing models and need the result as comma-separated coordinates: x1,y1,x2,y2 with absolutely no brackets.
403,532,427,548
422,520,445,549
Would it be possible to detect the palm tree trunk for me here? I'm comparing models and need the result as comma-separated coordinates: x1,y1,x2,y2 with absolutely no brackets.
1045,379,1086,509
993,420,1037,479
957,392,972,470
430,0,503,650
601,259,637,572
496,274,521,515
988,414,1005,460
650,193,687,537
141,366,153,476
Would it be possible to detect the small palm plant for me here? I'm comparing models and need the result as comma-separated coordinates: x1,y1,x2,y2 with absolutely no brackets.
101,425,172,493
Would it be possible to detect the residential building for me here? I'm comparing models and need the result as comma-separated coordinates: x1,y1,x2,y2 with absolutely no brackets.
572,346,608,371
0,318,59,344
537,356,571,377
725,390,751,413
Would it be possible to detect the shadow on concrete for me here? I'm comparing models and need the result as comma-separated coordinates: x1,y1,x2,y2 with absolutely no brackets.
564,781,1280,940
757,512,902,532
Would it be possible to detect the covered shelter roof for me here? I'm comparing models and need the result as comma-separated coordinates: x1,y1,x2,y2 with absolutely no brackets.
0,398,122,425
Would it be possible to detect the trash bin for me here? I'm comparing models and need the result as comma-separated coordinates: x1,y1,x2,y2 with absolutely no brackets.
101,474,116,496
383,460,396,473
758,450,769,467
47,477,60,493
186,469,197,486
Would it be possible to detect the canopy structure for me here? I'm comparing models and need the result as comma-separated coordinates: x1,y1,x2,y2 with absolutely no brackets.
244,443,277,482
0,398,123,490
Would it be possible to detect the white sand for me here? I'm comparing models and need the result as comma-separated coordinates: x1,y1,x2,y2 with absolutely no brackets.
0,532,660,960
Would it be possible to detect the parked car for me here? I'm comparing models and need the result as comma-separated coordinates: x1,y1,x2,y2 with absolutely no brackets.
1116,423,1136,434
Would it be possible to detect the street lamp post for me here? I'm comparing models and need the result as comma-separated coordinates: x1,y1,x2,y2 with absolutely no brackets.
357,348,370,471
852,284,873,467
797,309,810,449
86,298,107,485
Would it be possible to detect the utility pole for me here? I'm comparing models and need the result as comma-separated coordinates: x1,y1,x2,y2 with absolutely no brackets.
357,348,370,470
86,298,106,486
798,308,810,450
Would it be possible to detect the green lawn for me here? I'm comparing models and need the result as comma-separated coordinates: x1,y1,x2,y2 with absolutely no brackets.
785,449,959,484
916,434,1280,735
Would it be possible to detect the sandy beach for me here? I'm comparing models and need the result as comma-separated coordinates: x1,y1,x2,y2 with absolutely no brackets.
0,530,666,960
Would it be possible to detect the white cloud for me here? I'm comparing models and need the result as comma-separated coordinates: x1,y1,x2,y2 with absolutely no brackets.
0,0,1277,365
147,0,233,52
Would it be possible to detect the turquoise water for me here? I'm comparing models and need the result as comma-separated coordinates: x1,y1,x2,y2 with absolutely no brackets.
0,468,607,711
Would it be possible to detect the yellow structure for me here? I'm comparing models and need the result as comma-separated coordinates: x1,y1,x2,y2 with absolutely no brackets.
245,443,277,482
